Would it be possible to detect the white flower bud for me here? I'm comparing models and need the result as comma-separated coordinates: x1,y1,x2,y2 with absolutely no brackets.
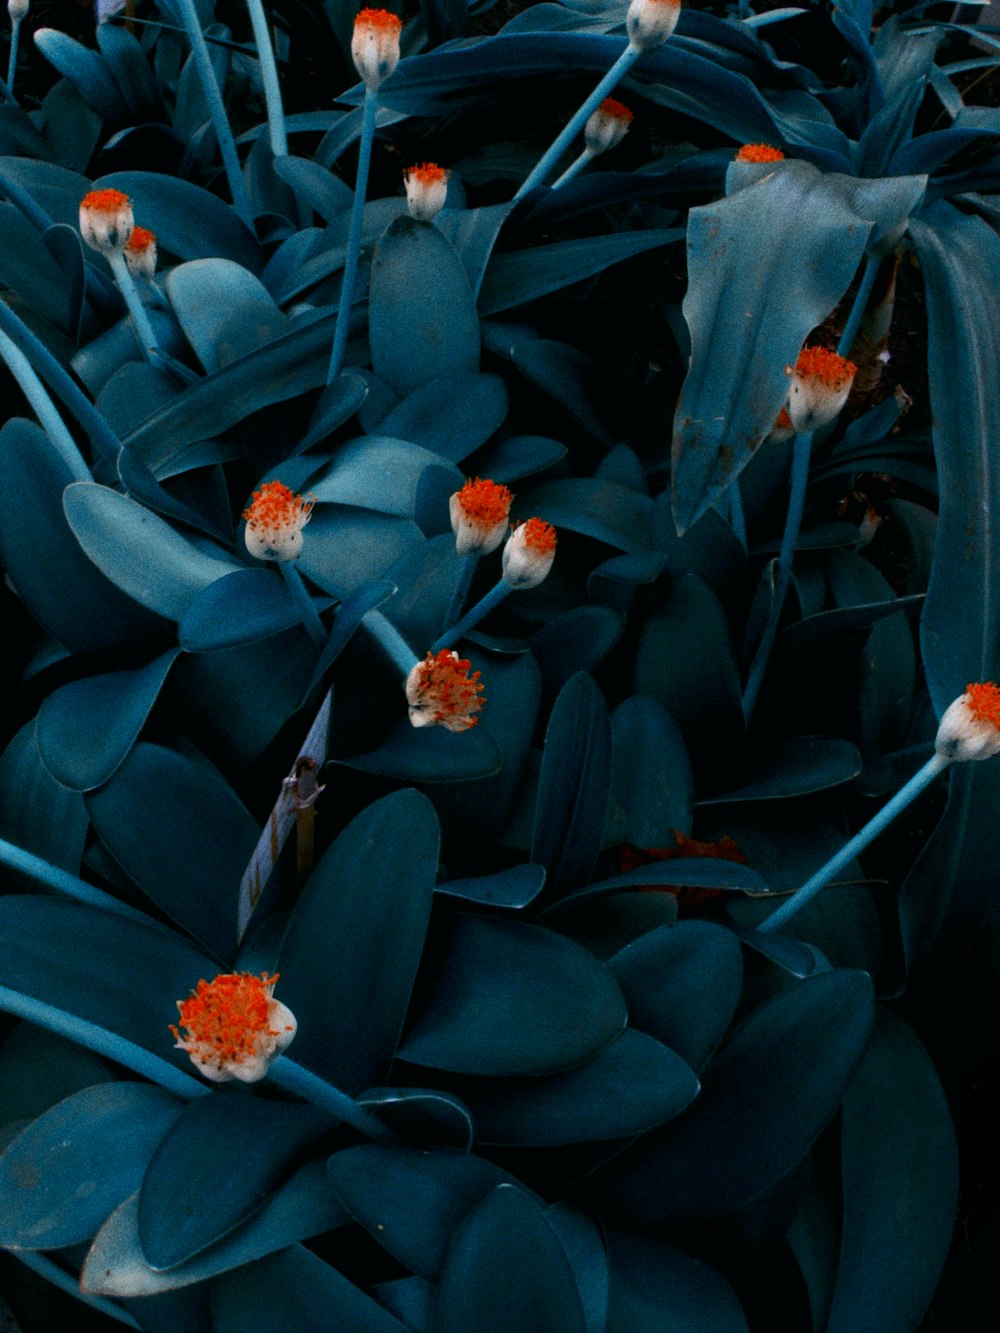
8,1,29,23
626,0,681,52
502,518,557,590
584,98,634,156
351,7,402,91
784,345,856,434
242,480,314,563
449,477,513,556
124,226,157,279
79,188,135,256
404,162,449,222
935,683,1000,763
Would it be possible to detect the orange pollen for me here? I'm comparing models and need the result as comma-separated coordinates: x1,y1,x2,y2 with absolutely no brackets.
170,973,284,1065
407,162,447,185
126,226,155,254
600,97,634,124
965,682,1000,730
242,480,314,531
736,143,785,163
774,406,793,430
414,650,485,726
355,7,402,33
457,477,513,526
522,517,557,555
795,344,856,389
81,188,131,213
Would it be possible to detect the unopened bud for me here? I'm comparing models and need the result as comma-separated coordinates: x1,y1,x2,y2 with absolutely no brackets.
784,345,856,434
626,0,681,52
124,226,157,279
584,98,634,156
352,7,402,91
79,189,134,256
404,162,449,222
502,518,557,590
935,683,1000,763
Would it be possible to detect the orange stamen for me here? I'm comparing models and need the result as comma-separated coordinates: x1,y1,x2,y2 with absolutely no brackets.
170,973,289,1067
355,7,402,32
795,345,856,389
243,480,314,532
412,650,484,727
735,144,785,164
600,97,634,124
126,226,155,254
522,517,557,555
81,188,131,212
456,477,513,526
966,682,1000,729
406,162,448,185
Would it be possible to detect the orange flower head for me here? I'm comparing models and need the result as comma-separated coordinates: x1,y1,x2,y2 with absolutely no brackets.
406,649,485,733
585,98,635,155
503,518,557,589
124,225,157,278
79,188,134,255
450,477,513,555
242,480,315,562
784,344,856,433
936,682,1000,763
170,972,296,1083
736,144,785,164
352,8,402,89
404,161,450,222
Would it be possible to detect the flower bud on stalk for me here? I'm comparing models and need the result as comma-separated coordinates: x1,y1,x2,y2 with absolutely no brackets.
242,480,315,563
935,682,1000,763
735,144,785,164
352,7,402,90
406,649,485,732
171,972,297,1083
79,189,135,256
584,98,634,156
785,345,856,434
124,226,157,280
626,0,681,51
502,518,557,590
449,477,513,556
404,162,449,222
8,0,29,23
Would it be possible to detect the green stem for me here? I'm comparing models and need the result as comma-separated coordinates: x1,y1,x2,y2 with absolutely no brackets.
362,609,418,676
0,328,89,479
759,753,951,933
0,835,163,928
550,147,595,189
742,430,813,722
728,477,747,549
280,562,327,645
6,15,21,102
837,252,880,361
269,1057,393,1140
513,43,640,199
430,580,512,653
107,250,160,362
245,0,288,157
326,86,378,386
173,0,254,227
445,553,478,628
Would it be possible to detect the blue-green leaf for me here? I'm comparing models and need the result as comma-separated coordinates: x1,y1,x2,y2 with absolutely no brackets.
138,1095,332,1271
608,922,743,1072
97,22,165,122
338,718,504,783
376,373,508,463
33,27,130,122
909,203,1000,712
399,914,626,1076
86,743,258,960
828,1010,958,1333
530,607,624,696
470,434,567,484
369,215,480,397
36,650,179,792
436,863,546,909
166,260,288,372
600,969,876,1220
606,696,694,846
432,1186,587,1333
698,737,862,804
0,1084,182,1250
272,155,353,223
531,674,611,900
327,1145,528,1279
179,568,312,651
359,1088,473,1153
308,437,463,515
0,722,88,874
277,790,439,1093
516,478,652,553
63,483,241,621
605,1228,749,1333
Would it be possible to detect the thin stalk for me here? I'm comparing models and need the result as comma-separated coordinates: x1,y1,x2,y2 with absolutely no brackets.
430,580,512,653
280,562,327,645
6,11,22,102
0,835,167,929
837,252,880,361
107,250,160,362
444,553,478,628
759,753,951,933
0,299,121,463
728,477,747,549
513,43,640,200
326,86,378,386
742,430,814,722
295,805,315,889
173,0,254,227
269,1056,393,1140
550,147,596,189
245,0,288,157
363,608,419,676
0,328,89,479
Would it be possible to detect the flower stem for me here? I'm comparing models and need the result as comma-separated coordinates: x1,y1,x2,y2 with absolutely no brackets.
550,147,596,190
269,1056,393,1140
280,562,327,645
0,835,163,928
759,752,951,933
173,0,255,228
6,13,22,102
742,429,814,723
513,43,640,200
445,553,478,628
728,476,747,549
430,580,511,653
362,609,419,676
0,328,89,480
837,252,880,361
244,0,288,157
107,250,160,363
326,86,378,386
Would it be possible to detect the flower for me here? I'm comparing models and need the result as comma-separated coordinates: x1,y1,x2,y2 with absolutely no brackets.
352,7,402,90
619,832,749,908
170,972,296,1083
406,649,485,732
8,1,29,22
735,144,785,164
242,480,315,562
935,682,1000,763
626,0,681,51
79,189,135,256
124,226,157,279
449,477,514,556
784,345,856,434
585,98,634,156
404,162,449,222
502,518,557,589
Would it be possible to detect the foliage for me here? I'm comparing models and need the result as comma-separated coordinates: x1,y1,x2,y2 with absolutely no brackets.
1,0,998,1328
